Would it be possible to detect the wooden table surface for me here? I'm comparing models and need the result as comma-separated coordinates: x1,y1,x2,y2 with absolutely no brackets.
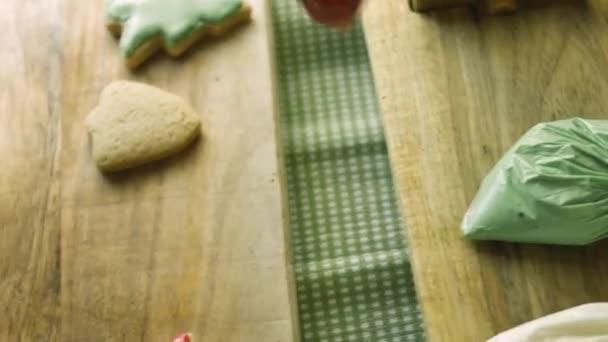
0,0,298,341
363,0,608,341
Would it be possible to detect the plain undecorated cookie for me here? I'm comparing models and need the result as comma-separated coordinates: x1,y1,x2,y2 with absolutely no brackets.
86,80,201,172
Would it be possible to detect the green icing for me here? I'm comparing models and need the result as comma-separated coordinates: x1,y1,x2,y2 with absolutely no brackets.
462,118,608,246
106,0,244,57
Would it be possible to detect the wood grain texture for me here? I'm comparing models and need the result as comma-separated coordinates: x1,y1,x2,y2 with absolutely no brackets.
0,0,298,341
363,1,608,341
410,0,519,13
483,0,518,14
409,0,472,12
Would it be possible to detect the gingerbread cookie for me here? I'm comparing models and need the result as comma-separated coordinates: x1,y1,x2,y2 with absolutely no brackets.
86,81,201,172
106,0,252,68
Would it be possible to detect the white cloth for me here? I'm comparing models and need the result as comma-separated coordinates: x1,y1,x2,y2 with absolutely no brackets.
488,303,608,342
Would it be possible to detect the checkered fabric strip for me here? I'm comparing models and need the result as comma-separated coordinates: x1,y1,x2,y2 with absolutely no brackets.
271,1,426,341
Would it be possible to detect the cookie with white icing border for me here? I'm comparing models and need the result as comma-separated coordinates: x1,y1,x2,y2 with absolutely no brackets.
106,0,251,68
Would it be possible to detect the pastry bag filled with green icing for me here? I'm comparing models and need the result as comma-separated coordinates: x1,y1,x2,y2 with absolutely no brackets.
462,118,608,245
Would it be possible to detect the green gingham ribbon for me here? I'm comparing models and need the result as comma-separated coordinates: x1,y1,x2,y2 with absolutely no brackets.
271,1,427,341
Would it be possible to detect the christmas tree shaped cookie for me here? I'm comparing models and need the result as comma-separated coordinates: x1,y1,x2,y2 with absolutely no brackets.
87,81,201,172
106,0,251,68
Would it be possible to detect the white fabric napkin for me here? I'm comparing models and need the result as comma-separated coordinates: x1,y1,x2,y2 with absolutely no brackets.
488,303,608,342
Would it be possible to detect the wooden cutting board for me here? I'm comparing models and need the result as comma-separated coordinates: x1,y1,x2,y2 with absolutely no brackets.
363,0,608,341
0,0,298,341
